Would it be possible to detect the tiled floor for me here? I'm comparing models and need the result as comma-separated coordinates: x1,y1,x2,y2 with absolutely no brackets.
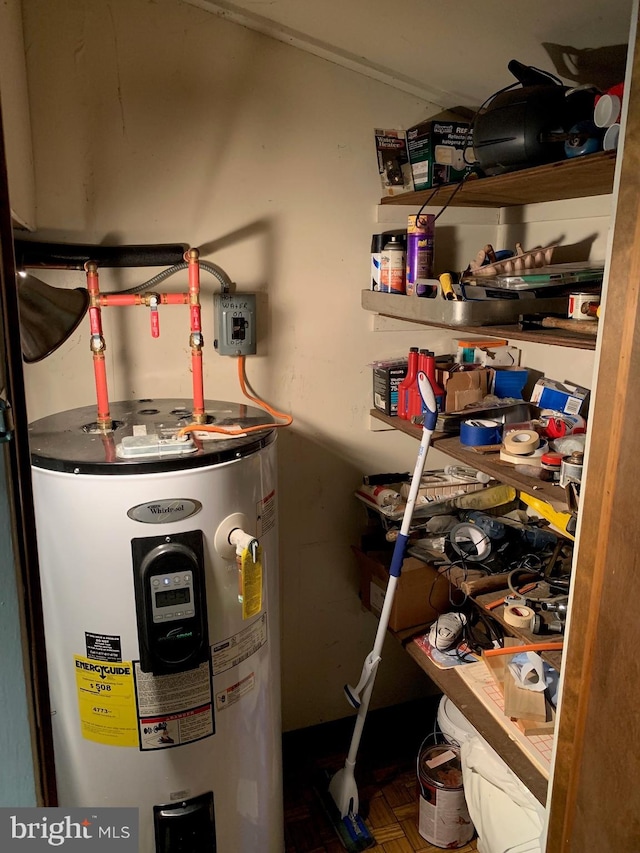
283,697,478,852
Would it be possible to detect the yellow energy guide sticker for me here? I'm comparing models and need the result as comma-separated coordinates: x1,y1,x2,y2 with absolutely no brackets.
74,656,139,747
241,545,263,620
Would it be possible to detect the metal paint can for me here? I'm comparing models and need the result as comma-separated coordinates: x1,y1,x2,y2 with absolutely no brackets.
417,744,474,848
560,451,584,488
568,292,600,319
406,214,435,294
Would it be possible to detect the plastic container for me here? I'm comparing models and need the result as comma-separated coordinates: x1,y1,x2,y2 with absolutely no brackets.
407,350,428,420
406,214,435,294
417,744,474,848
423,350,445,412
397,347,419,419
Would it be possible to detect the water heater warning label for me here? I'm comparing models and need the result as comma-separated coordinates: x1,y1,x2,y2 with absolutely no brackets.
215,672,255,711
138,704,213,750
257,489,276,537
211,612,268,676
74,655,138,747
134,660,214,750
85,631,122,662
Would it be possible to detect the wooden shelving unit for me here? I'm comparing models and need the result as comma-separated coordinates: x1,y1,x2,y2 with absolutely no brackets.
380,150,615,208
362,290,598,351
433,435,570,511
366,149,607,810
369,410,571,512
401,635,549,805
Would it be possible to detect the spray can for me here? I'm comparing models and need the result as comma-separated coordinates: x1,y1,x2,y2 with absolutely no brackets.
370,234,385,291
371,231,405,291
380,236,406,294
406,214,435,294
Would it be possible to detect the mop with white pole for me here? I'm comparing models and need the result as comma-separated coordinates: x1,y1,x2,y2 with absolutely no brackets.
324,371,438,851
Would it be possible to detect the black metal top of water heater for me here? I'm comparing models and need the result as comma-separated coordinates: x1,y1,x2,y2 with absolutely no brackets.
28,398,276,475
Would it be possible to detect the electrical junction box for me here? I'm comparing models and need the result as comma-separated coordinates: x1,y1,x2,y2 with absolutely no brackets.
213,293,257,355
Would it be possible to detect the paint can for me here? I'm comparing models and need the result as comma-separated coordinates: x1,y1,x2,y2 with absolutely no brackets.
406,214,435,294
568,292,600,319
417,744,474,848
559,451,584,488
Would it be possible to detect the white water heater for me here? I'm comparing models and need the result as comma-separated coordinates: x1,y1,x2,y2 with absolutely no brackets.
29,398,283,853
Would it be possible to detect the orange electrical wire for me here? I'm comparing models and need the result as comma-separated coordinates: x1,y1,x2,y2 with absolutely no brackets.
178,355,293,438
484,642,564,657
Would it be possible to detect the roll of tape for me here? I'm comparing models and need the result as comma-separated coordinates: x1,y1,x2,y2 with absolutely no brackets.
445,523,492,562
460,419,502,447
503,604,535,628
503,429,540,455
500,441,548,467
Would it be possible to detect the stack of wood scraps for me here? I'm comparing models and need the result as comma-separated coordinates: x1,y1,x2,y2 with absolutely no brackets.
483,638,555,735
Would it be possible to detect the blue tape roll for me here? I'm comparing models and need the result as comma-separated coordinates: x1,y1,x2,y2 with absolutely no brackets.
460,419,502,447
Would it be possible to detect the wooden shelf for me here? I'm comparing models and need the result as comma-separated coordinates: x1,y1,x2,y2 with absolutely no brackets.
401,634,549,804
475,589,564,672
380,150,616,209
363,290,597,351
370,410,570,512
434,435,570,511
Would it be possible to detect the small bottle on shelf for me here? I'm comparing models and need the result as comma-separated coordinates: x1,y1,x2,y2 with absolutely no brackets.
407,350,429,420
397,347,419,419
423,350,445,412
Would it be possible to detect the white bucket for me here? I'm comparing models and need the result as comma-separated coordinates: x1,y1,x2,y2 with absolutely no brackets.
437,695,480,746
418,744,475,849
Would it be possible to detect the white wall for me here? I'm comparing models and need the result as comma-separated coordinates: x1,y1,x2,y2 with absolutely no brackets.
21,0,445,731
20,0,614,734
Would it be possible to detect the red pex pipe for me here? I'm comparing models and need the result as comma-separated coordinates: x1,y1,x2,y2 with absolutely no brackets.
99,292,190,307
93,355,111,424
100,293,141,307
186,249,205,418
88,305,102,336
187,250,202,333
162,293,189,305
85,263,111,428
192,350,205,415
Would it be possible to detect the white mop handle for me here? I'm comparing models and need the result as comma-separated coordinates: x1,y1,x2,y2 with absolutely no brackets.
389,371,437,575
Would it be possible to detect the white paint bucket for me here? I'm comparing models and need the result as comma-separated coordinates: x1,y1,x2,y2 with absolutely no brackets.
418,744,474,848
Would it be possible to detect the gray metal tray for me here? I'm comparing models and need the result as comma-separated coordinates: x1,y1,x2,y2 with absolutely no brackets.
362,289,569,327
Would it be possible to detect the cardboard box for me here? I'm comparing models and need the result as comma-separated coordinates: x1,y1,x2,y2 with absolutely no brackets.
439,367,493,413
373,362,407,416
353,548,450,632
374,128,414,197
529,378,590,416
407,117,473,191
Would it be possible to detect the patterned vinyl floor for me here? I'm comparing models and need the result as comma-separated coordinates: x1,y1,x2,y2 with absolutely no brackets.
283,698,478,853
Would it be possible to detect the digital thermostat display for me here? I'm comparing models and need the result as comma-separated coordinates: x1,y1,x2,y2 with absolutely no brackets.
155,587,191,608
149,570,195,623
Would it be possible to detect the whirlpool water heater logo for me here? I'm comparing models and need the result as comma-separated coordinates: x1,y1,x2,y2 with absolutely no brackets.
0,809,138,851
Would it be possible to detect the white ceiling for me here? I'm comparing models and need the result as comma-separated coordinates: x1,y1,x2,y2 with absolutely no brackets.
185,0,633,107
